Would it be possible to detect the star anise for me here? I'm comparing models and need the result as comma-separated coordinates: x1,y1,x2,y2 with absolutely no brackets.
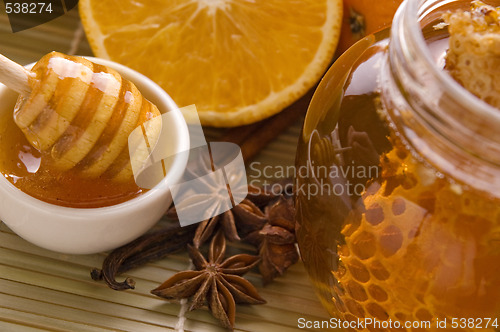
167,184,275,248
256,195,299,284
151,230,266,330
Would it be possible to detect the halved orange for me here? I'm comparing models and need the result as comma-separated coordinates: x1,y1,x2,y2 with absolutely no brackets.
79,0,342,127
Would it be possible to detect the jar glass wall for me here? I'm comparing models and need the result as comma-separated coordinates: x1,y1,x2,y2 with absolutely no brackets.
295,0,500,327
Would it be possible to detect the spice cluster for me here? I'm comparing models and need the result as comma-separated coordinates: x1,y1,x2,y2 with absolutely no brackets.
91,183,298,330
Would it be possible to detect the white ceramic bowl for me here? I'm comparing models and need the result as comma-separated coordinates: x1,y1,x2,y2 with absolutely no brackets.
0,57,189,254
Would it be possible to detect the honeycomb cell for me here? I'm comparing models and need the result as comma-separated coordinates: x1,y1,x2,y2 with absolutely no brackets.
366,302,390,320
415,308,433,321
366,203,385,225
380,225,404,257
396,147,408,160
395,312,407,321
346,280,368,302
369,260,391,280
347,258,371,283
351,231,377,259
343,313,359,323
368,284,389,302
345,298,366,318
364,182,382,197
392,198,406,215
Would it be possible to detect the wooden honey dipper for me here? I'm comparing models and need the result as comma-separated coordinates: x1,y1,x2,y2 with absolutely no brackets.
0,51,161,181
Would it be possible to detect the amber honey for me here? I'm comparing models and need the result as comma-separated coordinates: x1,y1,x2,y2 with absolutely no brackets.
295,1,500,328
0,108,143,208
0,52,163,208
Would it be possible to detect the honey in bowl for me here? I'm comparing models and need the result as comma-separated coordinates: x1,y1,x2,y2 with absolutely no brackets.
0,111,143,208
0,52,163,208
295,0,500,328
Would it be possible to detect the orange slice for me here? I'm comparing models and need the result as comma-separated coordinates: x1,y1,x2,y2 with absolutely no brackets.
79,0,342,127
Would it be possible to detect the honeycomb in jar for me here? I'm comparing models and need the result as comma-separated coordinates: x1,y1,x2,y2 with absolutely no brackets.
331,137,500,331
443,1,500,108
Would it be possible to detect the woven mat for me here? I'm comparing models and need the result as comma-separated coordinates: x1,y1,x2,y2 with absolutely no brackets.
0,7,330,332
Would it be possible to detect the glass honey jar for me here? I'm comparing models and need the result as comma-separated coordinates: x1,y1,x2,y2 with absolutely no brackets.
295,0,500,329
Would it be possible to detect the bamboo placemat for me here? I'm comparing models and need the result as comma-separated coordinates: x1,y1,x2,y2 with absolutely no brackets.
0,6,331,332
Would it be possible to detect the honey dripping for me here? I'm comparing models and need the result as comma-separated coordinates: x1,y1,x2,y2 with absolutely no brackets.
0,108,144,208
